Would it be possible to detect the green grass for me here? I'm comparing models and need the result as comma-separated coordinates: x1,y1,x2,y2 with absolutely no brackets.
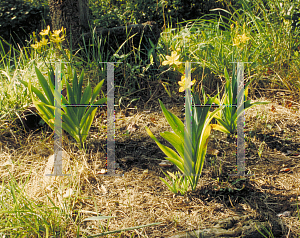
0,170,69,237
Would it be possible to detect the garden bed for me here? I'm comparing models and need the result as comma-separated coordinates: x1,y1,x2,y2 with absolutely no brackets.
0,89,299,237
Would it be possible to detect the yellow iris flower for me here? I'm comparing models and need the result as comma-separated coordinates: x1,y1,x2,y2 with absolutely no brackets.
31,42,42,49
40,37,48,46
40,25,50,36
51,27,65,37
178,75,196,92
51,36,65,43
162,51,181,66
233,33,250,46
52,30,61,37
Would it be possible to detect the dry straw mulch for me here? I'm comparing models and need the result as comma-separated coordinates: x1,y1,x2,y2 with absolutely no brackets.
0,90,299,237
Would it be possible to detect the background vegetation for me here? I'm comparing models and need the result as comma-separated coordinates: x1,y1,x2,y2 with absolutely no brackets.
0,0,299,236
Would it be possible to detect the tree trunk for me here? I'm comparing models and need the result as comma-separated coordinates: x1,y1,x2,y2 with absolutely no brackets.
48,0,89,50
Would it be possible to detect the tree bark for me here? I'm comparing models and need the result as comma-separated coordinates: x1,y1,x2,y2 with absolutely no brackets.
48,0,89,50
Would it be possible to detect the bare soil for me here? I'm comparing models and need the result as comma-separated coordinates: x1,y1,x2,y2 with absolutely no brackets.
0,84,300,237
